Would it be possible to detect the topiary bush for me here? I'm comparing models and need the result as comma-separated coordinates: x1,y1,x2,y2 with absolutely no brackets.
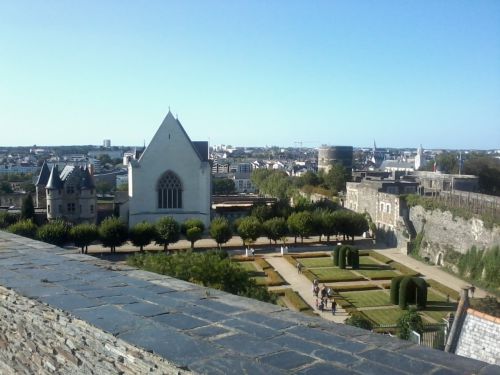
338,246,347,269
332,248,339,266
399,276,417,309
390,276,406,305
412,277,428,309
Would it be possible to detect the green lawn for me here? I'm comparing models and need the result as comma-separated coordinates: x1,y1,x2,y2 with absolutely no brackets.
422,309,455,323
238,262,258,272
361,308,405,325
310,267,365,282
355,269,400,280
298,257,333,268
359,256,384,266
340,290,392,308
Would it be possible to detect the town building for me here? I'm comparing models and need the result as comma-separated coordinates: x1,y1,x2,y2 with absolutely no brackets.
44,165,97,223
318,146,353,174
127,112,211,228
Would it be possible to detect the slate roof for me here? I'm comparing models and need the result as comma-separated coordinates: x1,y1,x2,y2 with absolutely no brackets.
35,161,51,186
0,231,497,375
46,166,63,189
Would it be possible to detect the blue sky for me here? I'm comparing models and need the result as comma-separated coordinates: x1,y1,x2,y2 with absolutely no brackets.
1,1,499,149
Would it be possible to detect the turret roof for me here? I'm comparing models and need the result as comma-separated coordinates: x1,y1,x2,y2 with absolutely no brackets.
46,166,63,190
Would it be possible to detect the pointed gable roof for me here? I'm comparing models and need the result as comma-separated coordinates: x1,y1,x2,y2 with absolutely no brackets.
35,161,50,186
80,166,96,189
46,166,63,190
138,111,206,163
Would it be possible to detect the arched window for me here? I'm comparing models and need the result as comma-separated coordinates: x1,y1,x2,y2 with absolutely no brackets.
157,171,183,209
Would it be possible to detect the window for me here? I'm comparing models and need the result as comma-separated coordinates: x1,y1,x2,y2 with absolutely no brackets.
66,186,75,194
48,204,51,213
387,204,391,213
90,205,94,214
380,203,384,212
67,203,75,213
157,171,182,209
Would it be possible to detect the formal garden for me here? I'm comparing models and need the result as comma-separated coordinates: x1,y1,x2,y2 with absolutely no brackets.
281,248,458,334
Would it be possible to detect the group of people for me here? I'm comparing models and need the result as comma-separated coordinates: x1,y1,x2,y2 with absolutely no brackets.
312,279,337,315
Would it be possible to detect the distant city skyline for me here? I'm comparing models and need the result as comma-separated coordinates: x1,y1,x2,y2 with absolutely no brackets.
1,1,499,149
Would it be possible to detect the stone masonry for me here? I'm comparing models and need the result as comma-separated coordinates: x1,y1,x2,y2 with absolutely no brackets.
0,231,499,374
456,309,500,366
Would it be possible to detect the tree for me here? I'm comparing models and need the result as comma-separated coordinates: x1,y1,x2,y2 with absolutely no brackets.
96,181,113,195
155,216,180,251
345,313,373,330
464,156,500,196
127,250,276,303
0,181,13,194
296,171,320,187
263,217,288,244
181,218,205,249
212,178,236,195
186,227,203,249
323,164,349,194
209,217,232,249
237,216,262,248
70,223,99,253
251,204,273,223
36,220,70,246
7,219,37,238
287,211,314,243
98,217,128,253
21,194,35,221
322,211,340,243
129,222,157,251
397,308,424,340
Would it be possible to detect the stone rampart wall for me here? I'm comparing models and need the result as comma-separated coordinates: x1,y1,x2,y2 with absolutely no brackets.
409,205,500,262
455,309,500,366
0,286,183,374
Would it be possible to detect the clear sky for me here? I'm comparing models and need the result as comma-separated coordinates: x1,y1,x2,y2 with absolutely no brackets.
1,1,499,149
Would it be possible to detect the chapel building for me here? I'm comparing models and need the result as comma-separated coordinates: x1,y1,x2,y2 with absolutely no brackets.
127,112,211,228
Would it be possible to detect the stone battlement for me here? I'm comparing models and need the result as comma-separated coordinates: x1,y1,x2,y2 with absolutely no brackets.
0,231,498,374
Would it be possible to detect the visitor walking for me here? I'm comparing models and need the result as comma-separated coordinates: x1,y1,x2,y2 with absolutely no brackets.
470,285,475,298
331,299,337,315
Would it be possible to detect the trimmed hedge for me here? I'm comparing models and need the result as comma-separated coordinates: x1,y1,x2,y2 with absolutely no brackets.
333,248,340,266
399,277,416,309
332,284,382,292
390,276,406,305
413,277,428,309
338,245,359,270
395,276,428,310
339,246,347,269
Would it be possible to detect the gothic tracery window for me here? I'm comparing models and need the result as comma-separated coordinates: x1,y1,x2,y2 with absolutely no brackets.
157,171,183,209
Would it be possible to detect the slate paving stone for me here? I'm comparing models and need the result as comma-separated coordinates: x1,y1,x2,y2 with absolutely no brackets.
187,325,230,338
122,301,170,317
359,348,434,374
118,324,222,367
479,365,500,375
353,333,413,351
40,293,104,311
139,283,176,294
16,284,68,299
72,305,147,335
350,359,408,375
397,346,487,374
197,298,244,314
295,363,357,375
98,295,142,305
213,333,282,358
190,355,286,375
152,313,209,330
431,367,469,375
287,326,370,354
81,288,126,299
222,318,281,339
183,305,228,323
235,311,296,330
271,335,364,368
259,350,316,370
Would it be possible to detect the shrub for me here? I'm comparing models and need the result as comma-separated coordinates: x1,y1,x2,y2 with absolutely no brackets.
36,220,70,246
397,308,423,340
186,227,203,249
7,219,37,238
332,248,339,266
155,216,180,251
345,313,373,330
209,217,232,249
0,211,18,229
180,218,205,235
